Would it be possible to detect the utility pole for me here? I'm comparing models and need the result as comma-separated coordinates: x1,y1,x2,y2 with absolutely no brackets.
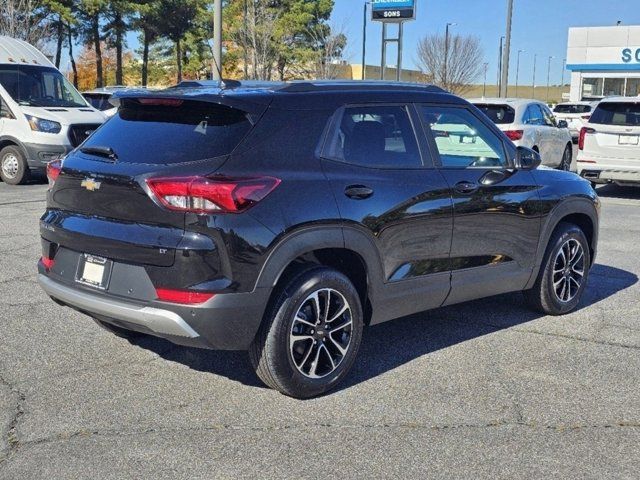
532,53,537,98
444,22,456,89
561,57,566,86
497,36,504,92
500,0,514,98
483,62,489,97
546,55,555,103
362,2,369,80
515,49,524,97
212,0,223,81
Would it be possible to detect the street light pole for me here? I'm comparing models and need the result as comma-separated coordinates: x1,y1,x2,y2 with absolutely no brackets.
515,49,524,97
532,53,537,98
500,0,514,98
546,55,555,103
362,2,369,80
497,36,504,92
483,62,489,97
212,0,222,81
444,22,456,89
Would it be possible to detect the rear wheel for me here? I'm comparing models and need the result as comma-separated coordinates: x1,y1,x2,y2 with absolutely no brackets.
524,222,590,315
0,145,30,185
249,267,363,399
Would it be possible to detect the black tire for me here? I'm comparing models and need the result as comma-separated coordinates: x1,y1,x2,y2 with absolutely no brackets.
93,318,146,341
524,222,591,315
0,145,30,185
558,143,572,171
249,267,363,399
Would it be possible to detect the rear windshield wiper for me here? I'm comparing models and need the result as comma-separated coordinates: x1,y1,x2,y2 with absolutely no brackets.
80,146,118,161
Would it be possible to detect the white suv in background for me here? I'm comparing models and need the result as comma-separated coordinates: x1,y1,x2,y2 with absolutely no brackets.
470,98,574,170
553,101,599,141
577,97,640,187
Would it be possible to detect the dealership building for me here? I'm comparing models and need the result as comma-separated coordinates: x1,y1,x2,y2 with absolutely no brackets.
567,25,640,101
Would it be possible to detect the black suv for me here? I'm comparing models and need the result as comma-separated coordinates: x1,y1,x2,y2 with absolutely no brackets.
38,81,600,398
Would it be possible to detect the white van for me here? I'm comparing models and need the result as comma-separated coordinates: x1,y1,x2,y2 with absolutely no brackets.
0,36,106,184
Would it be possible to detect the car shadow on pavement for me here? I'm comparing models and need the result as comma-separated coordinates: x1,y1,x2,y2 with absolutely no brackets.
130,263,637,393
595,184,640,200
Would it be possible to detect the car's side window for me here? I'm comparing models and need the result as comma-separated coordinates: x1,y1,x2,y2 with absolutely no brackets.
420,106,508,169
0,97,14,119
525,104,544,125
323,105,422,168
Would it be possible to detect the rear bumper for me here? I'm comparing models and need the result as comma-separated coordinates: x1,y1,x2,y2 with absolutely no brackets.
38,271,272,350
577,161,640,184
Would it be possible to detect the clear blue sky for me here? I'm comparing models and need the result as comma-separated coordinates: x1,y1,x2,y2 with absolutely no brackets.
333,0,640,85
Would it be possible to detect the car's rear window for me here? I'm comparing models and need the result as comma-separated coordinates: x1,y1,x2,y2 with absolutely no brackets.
83,93,113,111
473,104,515,124
554,104,592,114
81,99,252,164
589,102,640,126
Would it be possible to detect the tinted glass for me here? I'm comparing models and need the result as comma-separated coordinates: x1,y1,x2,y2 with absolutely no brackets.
554,104,592,114
589,102,640,126
421,106,507,168
324,105,421,168
0,97,13,119
473,104,515,124
81,99,252,164
525,104,544,125
84,93,113,111
0,65,86,107
541,105,556,127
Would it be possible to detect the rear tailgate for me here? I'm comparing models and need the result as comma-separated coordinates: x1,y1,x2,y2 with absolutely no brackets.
584,101,640,163
42,96,263,267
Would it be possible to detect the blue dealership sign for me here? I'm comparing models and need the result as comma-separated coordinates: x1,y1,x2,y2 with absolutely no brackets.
371,0,416,22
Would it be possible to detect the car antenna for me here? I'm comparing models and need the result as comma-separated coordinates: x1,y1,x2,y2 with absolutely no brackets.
211,52,227,89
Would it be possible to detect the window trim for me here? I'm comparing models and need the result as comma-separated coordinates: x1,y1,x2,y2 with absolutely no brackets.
416,103,513,171
0,95,15,120
320,102,431,170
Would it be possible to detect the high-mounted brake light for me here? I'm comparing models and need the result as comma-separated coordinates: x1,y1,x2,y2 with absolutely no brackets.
46,159,62,188
137,98,184,107
504,130,524,141
578,127,595,151
156,288,214,304
146,176,281,214
581,115,591,120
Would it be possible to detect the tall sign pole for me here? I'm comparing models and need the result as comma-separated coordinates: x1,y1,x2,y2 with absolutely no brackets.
213,0,223,81
500,0,513,97
371,0,416,82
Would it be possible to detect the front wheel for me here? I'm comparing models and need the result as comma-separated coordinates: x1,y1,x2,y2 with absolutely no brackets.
524,222,591,315
249,267,363,399
558,143,572,171
0,145,30,185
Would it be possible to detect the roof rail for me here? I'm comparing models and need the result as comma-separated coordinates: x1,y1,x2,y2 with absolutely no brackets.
278,81,445,94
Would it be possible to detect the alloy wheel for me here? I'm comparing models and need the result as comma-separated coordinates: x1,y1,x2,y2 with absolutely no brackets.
561,147,572,171
289,288,353,379
1,153,19,179
552,238,585,303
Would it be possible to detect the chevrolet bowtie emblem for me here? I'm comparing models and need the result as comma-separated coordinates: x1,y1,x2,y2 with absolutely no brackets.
81,178,101,191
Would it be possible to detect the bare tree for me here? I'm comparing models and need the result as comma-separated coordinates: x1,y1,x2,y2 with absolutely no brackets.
0,0,53,50
417,33,484,95
307,22,347,80
232,0,278,80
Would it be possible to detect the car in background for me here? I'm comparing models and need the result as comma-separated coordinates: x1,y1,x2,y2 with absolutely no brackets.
577,96,640,187
83,86,148,117
37,81,599,398
553,101,599,141
470,98,574,170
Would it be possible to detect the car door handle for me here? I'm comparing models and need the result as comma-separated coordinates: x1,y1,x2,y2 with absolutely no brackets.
453,181,479,195
345,185,374,200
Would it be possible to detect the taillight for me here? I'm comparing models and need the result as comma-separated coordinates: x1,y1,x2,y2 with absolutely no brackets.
156,288,214,304
46,159,62,187
578,127,595,150
146,176,280,214
137,98,184,107
504,130,524,141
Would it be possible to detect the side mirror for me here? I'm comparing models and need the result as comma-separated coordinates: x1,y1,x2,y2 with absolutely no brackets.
557,120,569,129
514,146,542,170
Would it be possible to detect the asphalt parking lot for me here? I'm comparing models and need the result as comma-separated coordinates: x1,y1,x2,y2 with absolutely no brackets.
0,179,638,479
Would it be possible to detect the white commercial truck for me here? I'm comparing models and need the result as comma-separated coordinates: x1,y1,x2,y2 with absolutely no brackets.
0,36,106,184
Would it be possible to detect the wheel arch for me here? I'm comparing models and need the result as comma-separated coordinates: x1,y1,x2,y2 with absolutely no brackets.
525,198,599,290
